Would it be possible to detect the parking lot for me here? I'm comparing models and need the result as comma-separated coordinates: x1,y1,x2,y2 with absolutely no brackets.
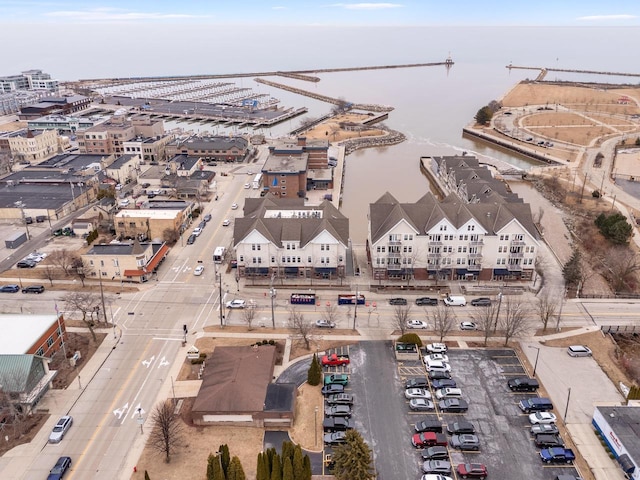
332,342,584,480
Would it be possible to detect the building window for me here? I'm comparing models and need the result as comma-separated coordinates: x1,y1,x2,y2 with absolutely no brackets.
271,256,275,263
36,347,44,356
47,335,54,347
100,260,104,267
468,225,475,231
239,255,244,262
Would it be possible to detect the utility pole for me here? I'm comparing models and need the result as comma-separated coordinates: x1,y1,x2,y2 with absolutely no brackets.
217,269,224,327
98,270,108,323
269,273,276,329
493,287,503,333
353,287,358,330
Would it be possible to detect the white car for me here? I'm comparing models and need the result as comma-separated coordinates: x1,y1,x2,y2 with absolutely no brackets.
426,343,448,354
244,183,251,189
119,199,130,207
222,219,231,227
409,398,435,411
421,475,453,480
193,265,204,276
567,345,592,357
231,203,238,210
435,387,462,400
425,360,452,373
407,320,428,329
192,227,202,236
48,415,73,443
226,299,246,309
315,319,336,329
405,388,432,399
460,322,478,331
424,353,449,363
529,412,557,425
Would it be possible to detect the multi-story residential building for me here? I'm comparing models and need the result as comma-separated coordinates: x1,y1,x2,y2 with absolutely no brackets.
123,134,173,163
81,241,169,283
27,114,101,133
0,93,20,115
114,204,193,241
233,197,349,279
269,136,329,169
261,152,308,199
79,115,165,156
368,191,539,282
165,135,249,162
0,69,59,93
0,129,67,163
167,155,203,177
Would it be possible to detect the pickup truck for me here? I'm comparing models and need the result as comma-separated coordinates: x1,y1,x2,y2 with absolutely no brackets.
322,417,352,432
411,432,448,448
322,353,350,367
324,374,349,386
539,447,575,464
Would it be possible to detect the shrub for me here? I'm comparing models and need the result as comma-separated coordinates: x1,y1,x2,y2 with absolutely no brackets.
268,339,275,345
397,333,423,347
592,190,601,198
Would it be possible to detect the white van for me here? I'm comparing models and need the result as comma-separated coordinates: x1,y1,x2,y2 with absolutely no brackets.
443,295,466,306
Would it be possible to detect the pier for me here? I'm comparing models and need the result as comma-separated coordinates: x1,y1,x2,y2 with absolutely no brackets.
506,64,640,78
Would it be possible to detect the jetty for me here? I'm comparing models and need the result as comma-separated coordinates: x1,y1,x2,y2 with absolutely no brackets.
506,64,640,79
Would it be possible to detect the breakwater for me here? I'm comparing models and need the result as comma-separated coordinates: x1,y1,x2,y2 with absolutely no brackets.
506,64,640,78
339,129,406,155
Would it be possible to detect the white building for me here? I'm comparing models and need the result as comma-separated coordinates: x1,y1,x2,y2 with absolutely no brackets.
233,197,349,279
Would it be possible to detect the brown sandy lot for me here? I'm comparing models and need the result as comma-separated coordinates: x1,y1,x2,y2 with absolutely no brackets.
302,113,385,142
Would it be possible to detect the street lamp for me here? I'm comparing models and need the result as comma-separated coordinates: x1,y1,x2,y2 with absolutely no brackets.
269,273,276,329
353,286,358,330
529,345,541,377
14,200,30,240
217,270,224,327
314,406,319,446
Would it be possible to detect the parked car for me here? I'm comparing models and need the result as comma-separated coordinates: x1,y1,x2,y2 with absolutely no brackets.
425,360,451,373
315,319,336,329
456,463,488,479
519,397,553,413
539,447,575,464
326,393,353,405
428,370,452,380
414,419,444,433
405,378,429,389
407,319,429,329
446,420,475,435
529,412,557,425
420,475,452,480
192,227,203,236
450,433,480,451
321,384,344,396
409,398,435,411
435,387,462,400
412,432,448,448
49,416,73,443
47,456,72,480
426,343,448,353
470,297,492,306
186,234,197,245
389,297,407,305
231,203,238,210
323,431,347,445
203,214,212,222
438,398,469,413
432,379,457,389
567,345,592,357
16,260,37,268
244,183,251,189
325,405,352,418
405,388,432,399
420,446,449,460
22,285,45,294
424,353,449,363
508,377,540,392
324,374,349,386
443,295,466,306
193,265,205,276
422,460,452,475
459,322,478,330
322,417,351,432
530,424,559,436
0,284,20,293
534,433,565,448
416,297,439,306
226,299,246,309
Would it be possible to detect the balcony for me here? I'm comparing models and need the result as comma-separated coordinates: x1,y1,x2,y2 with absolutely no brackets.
470,239,484,246
511,240,526,246
509,251,524,258
467,264,482,271
428,240,443,245
507,263,523,271
388,240,401,246
387,252,401,258
468,253,483,259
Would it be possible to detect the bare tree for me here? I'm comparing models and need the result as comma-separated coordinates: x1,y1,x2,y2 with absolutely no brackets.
500,297,529,346
49,249,79,276
288,307,313,350
42,265,58,286
428,305,455,342
72,257,92,287
392,305,412,334
149,400,182,463
602,247,640,293
469,304,498,346
243,304,257,330
0,375,29,437
63,291,102,341
535,291,559,332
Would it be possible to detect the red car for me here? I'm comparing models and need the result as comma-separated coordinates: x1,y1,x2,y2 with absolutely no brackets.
411,432,448,448
456,463,488,479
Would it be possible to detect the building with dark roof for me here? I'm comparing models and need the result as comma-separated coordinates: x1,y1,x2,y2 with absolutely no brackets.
19,95,90,119
191,345,295,427
593,406,640,479
166,135,249,162
233,196,349,279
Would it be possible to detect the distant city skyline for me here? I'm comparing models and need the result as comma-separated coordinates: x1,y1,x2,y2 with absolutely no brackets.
0,0,638,26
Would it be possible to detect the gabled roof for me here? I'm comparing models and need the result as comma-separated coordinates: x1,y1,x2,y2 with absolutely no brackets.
0,354,46,393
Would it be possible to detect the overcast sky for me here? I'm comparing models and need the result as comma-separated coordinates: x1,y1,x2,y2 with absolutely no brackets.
0,0,638,26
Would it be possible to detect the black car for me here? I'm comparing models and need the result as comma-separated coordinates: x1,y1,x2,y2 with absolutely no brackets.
47,456,71,480
534,434,565,448
428,370,452,380
420,446,449,460
414,419,444,433
186,234,197,245
22,285,45,294
0,284,20,293
508,377,540,392
405,378,429,389
446,420,475,435
389,297,407,306
416,297,439,306
438,398,469,413
323,417,352,432
471,297,492,306
432,378,457,389
16,260,37,268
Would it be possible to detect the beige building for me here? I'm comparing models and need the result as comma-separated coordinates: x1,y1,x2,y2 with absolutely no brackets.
0,129,69,163
105,154,142,184
81,241,169,283
79,115,164,156
123,134,173,163
114,207,191,241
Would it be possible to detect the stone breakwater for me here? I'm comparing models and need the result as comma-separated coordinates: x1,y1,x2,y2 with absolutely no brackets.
339,129,406,154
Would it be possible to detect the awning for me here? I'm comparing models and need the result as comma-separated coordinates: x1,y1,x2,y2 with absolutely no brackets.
456,269,468,275
314,267,336,274
284,267,298,274
144,243,170,273
493,269,509,275
124,269,144,277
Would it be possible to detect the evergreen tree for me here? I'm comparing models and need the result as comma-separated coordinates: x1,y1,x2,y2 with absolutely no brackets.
282,457,294,480
332,430,376,480
302,455,312,480
270,454,282,480
281,441,294,467
227,457,237,480
144,471,151,480
207,453,217,480
307,354,322,385
232,456,246,480
265,448,276,475
562,249,582,288
293,445,304,480
212,456,225,480
219,444,231,478
257,453,267,480
474,105,493,125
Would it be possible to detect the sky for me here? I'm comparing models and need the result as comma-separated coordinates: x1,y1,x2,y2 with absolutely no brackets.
0,0,639,26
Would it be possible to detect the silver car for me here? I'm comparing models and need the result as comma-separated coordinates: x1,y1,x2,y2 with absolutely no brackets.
49,415,73,443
